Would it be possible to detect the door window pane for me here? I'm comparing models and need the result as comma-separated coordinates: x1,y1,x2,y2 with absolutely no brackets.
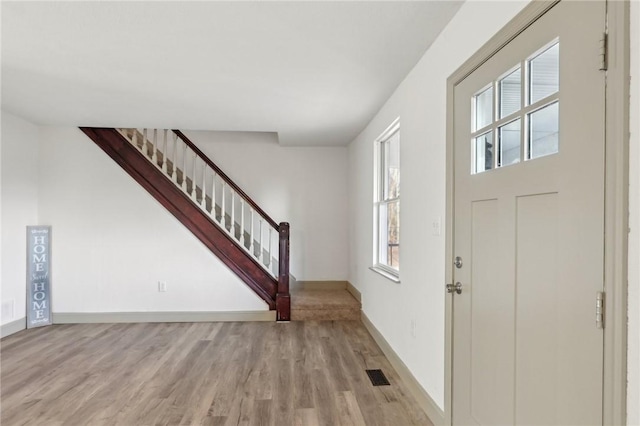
529,102,559,159
529,43,559,104
499,119,521,167
474,132,494,173
470,41,560,175
378,201,400,270
500,68,521,118
475,87,493,130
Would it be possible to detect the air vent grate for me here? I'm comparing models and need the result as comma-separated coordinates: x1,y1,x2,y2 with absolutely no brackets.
365,369,390,386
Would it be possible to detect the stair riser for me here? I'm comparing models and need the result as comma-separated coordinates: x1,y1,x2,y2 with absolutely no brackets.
291,308,360,321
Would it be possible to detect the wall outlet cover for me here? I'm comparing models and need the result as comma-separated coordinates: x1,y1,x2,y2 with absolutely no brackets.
1,300,15,323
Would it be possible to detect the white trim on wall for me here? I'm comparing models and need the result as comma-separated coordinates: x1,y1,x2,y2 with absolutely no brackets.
0,317,26,338
52,311,276,324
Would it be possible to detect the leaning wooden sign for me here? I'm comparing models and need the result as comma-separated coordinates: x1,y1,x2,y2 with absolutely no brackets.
27,226,52,328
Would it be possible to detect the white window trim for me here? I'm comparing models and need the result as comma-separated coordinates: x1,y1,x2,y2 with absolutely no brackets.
372,117,400,281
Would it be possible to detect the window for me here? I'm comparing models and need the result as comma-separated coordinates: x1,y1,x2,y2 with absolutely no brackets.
373,119,400,279
471,40,559,174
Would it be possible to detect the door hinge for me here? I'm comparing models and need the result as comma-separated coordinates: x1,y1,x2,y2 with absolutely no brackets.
599,32,608,71
596,291,605,329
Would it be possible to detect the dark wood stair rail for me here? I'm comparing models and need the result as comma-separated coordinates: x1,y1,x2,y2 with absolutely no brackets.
172,130,290,320
81,127,290,321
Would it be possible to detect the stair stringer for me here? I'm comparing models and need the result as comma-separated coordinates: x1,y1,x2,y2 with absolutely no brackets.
80,127,277,309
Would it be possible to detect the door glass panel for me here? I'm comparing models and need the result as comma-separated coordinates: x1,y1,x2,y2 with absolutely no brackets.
471,41,560,175
499,68,521,118
529,43,559,104
474,132,494,173
475,87,493,130
529,102,559,159
499,119,521,167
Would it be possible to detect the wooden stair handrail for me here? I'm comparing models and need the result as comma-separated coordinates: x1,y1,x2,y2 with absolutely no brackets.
81,127,278,310
172,130,280,230
83,127,291,321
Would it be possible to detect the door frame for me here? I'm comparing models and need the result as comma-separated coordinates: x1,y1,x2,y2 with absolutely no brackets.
443,1,630,425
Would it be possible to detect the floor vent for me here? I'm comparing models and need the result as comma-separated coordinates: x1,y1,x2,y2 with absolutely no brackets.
365,369,390,386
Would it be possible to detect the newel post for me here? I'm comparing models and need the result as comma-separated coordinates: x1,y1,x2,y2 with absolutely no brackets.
276,222,290,321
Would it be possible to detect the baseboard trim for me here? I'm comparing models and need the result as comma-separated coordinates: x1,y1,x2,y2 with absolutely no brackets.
1,317,26,338
361,312,445,426
346,281,362,302
52,310,276,324
292,280,348,291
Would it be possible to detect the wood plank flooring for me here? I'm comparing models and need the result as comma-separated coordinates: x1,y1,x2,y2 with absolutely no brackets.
0,321,433,426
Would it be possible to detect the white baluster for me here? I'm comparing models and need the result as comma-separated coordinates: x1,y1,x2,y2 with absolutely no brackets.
171,133,178,183
181,142,187,191
162,130,168,173
201,165,207,209
211,173,217,218
191,152,197,200
230,189,235,236
267,227,272,267
221,182,227,229
152,129,158,164
130,129,137,147
240,200,245,246
249,209,255,256
259,219,264,263
142,128,148,155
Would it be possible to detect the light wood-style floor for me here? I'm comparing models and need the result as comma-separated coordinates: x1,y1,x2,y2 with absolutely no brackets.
1,321,432,426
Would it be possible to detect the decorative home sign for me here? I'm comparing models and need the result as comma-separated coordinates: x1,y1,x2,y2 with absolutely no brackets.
26,226,52,328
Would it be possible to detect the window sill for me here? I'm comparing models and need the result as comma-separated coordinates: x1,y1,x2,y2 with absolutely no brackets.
369,266,401,283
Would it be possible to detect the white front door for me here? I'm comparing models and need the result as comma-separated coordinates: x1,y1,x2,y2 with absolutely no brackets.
451,1,606,424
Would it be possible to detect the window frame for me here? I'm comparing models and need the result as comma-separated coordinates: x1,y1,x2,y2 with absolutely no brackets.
372,118,401,281
470,38,560,174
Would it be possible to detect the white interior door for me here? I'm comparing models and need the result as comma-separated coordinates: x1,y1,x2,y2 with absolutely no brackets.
451,1,606,424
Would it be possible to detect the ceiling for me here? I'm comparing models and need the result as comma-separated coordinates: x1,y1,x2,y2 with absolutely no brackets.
1,1,462,146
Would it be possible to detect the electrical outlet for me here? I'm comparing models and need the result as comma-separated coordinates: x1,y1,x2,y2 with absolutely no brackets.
1,300,15,323
410,319,417,339
158,281,167,292
432,217,442,236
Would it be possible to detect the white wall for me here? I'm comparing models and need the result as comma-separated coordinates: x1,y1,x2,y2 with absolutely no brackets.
347,1,529,409
37,127,268,313
1,112,40,325
627,1,639,423
184,130,349,281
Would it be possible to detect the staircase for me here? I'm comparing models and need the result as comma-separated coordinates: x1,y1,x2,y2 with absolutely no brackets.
80,128,290,321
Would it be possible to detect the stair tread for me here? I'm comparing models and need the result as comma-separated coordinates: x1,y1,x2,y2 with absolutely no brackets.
291,289,360,310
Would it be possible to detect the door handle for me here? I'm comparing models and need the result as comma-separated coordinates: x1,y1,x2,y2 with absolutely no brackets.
446,282,463,295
